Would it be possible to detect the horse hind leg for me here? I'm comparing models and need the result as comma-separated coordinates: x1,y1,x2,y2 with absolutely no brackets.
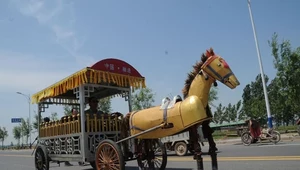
189,125,204,170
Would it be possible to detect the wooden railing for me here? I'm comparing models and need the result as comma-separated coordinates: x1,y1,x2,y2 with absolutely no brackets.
85,114,122,132
39,114,123,137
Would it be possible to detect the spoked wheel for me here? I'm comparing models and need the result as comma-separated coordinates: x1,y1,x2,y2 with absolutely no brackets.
137,139,167,170
95,139,125,170
241,132,253,146
269,130,281,144
34,146,49,170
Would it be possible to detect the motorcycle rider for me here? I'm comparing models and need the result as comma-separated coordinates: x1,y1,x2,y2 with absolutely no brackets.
246,118,261,141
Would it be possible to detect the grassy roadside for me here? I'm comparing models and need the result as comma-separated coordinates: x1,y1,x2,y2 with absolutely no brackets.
212,125,299,141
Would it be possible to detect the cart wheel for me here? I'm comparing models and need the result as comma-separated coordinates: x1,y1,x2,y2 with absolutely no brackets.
241,132,252,146
174,142,188,156
95,139,125,170
34,146,49,170
137,139,167,170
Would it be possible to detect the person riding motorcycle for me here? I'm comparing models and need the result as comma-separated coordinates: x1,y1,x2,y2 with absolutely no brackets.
245,118,261,140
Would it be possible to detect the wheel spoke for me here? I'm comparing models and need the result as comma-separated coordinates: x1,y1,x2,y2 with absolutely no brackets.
154,159,162,168
110,163,120,170
96,140,123,170
137,139,166,170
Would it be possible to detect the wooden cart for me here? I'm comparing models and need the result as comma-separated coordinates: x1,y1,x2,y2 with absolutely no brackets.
32,58,167,170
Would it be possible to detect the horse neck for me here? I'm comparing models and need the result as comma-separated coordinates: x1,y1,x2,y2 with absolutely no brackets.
187,74,214,107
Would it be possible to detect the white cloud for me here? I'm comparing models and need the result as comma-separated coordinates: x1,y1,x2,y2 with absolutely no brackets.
0,51,78,93
0,70,70,92
11,0,92,67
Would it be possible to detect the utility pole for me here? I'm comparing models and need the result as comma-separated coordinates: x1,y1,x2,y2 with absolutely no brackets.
247,0,273,128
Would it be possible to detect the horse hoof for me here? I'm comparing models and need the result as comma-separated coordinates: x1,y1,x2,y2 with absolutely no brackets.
209,147,218,153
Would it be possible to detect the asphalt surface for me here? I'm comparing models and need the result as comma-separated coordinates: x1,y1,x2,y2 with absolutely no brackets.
0,140,300,170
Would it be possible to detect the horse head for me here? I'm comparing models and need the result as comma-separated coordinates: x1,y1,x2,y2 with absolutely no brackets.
201,48,240,89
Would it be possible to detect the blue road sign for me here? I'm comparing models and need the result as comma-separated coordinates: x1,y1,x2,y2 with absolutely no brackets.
11,118,22,123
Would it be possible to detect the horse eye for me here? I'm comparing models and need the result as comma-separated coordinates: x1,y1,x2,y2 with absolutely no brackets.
217,63,221,67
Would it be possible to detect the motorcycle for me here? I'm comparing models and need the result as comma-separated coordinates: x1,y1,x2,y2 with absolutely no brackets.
241,120,281,146
296,119,300,136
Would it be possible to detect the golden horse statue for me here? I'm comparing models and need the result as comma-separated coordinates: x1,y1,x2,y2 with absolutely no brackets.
121,48,240,165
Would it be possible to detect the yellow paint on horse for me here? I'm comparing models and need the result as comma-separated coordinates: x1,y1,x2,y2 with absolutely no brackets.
125,48,240,140
130,95,208,139
129,57,218,139
187,73,215,107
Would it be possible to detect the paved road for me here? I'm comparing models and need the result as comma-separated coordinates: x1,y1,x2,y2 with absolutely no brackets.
1,140,300,170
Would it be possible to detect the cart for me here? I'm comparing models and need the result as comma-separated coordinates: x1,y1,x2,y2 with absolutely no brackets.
32,58,167,170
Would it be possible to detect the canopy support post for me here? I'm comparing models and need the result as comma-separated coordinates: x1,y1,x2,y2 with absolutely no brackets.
79,85,87,162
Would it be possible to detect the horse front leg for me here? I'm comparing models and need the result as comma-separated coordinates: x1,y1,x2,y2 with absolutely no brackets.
202,120,218,170
189,125,204,170
202,121,217,152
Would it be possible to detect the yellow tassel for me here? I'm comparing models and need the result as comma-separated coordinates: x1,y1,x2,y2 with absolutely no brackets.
103,72,106,82
31,68,146,104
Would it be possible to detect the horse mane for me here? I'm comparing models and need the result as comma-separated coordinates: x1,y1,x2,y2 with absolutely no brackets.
182,48,214,99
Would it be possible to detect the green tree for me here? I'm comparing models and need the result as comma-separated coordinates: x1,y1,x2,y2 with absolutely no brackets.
213,103,226,124
268,32,300,125
32,113,42,131
13,126,22,146
213,100,242,124
224,101,242,122
0,127,8,150
267,77,285,125
21,118,32,145
234,100,243,121
98,97,112,113
241,74,269,125
131,87,155,111
208,86,218,105
64,106,73,116
50,112,58,121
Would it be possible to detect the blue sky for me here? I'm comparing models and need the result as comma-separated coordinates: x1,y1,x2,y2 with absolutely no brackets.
0,0,299,145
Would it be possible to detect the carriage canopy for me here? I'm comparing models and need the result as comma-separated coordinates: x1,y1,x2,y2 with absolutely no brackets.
31,58,146,104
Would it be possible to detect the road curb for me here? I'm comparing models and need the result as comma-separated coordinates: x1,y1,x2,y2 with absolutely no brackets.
215,135,300,145
168,156,300,162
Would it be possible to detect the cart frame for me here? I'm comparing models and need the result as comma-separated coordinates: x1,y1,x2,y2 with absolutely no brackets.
31,58,167,170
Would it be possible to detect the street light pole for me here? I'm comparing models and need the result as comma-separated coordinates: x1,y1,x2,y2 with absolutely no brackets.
247,0,273,128
16,92,32,148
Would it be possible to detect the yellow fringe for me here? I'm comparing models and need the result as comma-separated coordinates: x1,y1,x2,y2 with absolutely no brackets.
31,68,146,104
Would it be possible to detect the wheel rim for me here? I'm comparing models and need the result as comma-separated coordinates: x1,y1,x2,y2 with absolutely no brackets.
242,133,252,144
176,144,186,155
35,148,46,170
137,140,166,169
271,132,280,142
96,143,121,170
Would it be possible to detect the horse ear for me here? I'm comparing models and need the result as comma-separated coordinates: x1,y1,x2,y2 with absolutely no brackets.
206,47,215,57
205,50,211,57
209,47,215,55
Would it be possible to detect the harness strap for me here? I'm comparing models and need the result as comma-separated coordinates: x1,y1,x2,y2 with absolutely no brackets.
206,65,233,84
129,111,144,131
163,100,172,123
